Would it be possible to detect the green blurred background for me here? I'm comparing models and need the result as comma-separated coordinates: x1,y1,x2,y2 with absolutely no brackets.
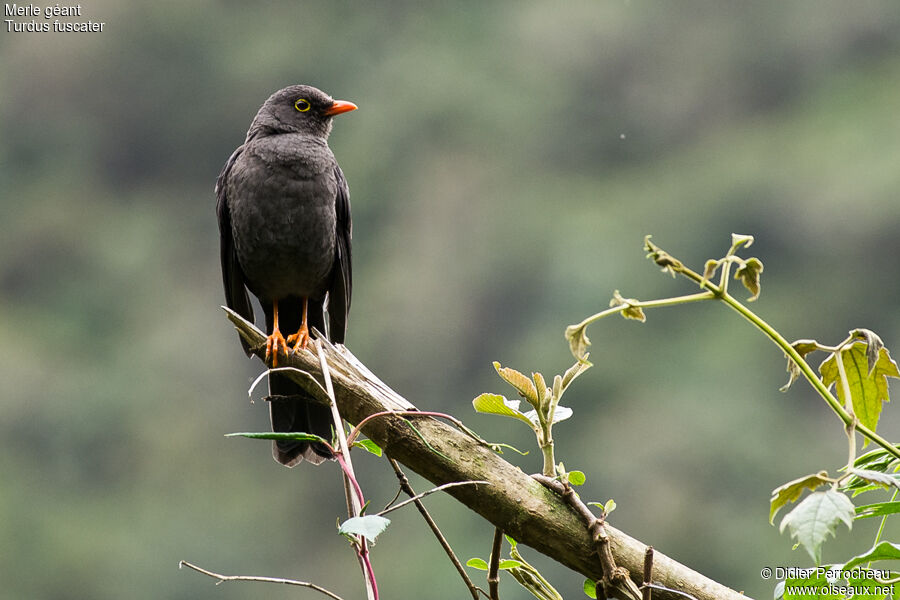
2,1,900,598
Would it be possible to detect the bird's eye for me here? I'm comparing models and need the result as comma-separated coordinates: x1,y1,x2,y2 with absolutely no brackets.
294,99,311,112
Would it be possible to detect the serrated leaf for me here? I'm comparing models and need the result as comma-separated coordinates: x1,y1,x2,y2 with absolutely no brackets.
820,342,900,440
583,578,597,599
855,502,900,520
770,471,831,524
734,256,764,301
781,340,821,392
499,560,524,570
841,541,900,570
567,470,586,486
352,439,383,457
494,362,539,404
847,468,900,491
851,329,886,375
472,393,538,429
779,489,854,564
523,405,572,425
610,289,646,322
565,323,591,360
466,558,489,570
339,515,390,542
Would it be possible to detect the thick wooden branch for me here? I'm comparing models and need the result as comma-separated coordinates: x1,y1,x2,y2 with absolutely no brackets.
224,308,751,600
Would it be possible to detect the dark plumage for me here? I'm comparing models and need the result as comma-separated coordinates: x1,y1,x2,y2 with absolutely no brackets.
216,85,356,466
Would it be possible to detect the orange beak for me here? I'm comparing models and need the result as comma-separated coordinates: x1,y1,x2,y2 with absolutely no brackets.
324,100,358,117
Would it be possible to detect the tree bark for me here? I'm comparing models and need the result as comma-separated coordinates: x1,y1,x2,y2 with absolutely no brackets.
225,308,752,600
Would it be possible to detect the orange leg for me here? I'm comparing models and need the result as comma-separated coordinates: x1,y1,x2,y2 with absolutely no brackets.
286,297,310,353
265,299,290,367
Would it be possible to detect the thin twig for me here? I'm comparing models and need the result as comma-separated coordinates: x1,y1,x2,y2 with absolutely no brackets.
642,547,654,600
532,474,641,600
346,410,486,448
387,459,485,600
316,342,378,600
178,560,345,600
488,528,503,600
376,480,490,517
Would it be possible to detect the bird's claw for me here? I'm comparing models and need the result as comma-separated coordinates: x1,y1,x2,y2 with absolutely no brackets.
287,324,310,354
265,329,289,367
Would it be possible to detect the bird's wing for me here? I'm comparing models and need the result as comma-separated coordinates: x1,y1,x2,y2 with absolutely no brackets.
327,163,352,344
216,146,255,355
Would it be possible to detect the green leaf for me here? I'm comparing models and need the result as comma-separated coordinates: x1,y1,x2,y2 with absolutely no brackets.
847,577,892,600
466,557,489,570
779,489,854,564
587,499,617,515
781,339,821,392
225,431,328,444
339,515,391,543
841,541,900,570
498,559,524,570
504,534,517,548
734,256,764,301
565,323,591,360
583,578,597,599
610,289,646,322
352,439,383,457
770,471,831,524
855,501,900,520
567,470,586,486
819,342,900,440
472,393,536,428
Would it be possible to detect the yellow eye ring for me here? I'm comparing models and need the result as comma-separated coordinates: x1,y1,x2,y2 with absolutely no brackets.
294,98,311,112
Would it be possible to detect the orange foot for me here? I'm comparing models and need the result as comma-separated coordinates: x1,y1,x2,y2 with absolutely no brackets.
266,328,289,367
287,323,310,354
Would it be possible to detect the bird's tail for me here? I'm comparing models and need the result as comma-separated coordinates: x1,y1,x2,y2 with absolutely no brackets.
266,296,335,467
268,373,335,466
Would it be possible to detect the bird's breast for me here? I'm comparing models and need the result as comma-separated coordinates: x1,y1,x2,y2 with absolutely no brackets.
226,146,338,301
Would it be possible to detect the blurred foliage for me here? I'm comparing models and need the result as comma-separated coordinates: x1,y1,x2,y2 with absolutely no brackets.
2,1,900,598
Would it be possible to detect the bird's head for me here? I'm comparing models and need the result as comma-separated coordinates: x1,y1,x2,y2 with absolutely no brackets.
246,84,357,140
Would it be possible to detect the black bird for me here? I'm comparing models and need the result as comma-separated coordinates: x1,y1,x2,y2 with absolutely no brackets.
216,85,356,466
